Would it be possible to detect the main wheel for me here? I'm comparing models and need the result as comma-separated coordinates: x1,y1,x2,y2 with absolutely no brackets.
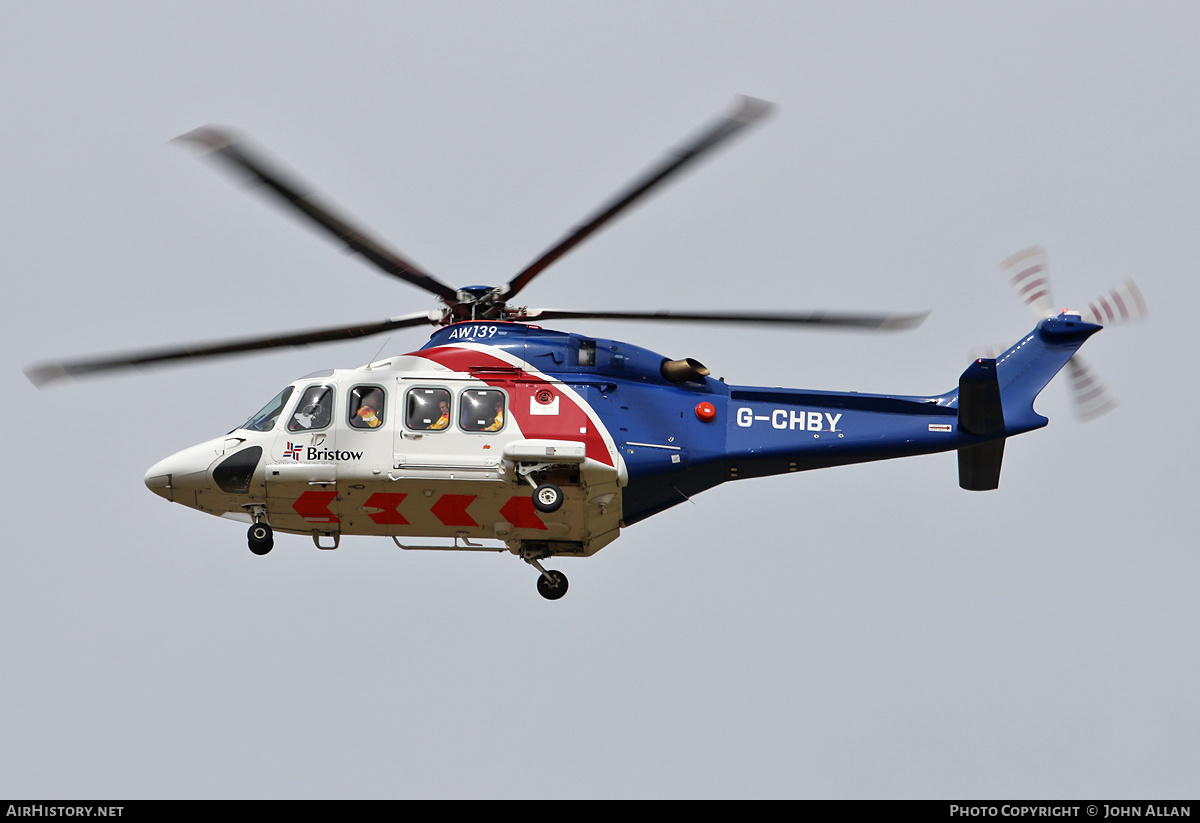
536,570,569,600
248,523,274,555
532,483,564,513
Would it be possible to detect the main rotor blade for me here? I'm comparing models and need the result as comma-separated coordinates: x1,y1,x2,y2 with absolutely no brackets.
176,127,459,302
25,311,440,387
519,307,929,330
502,96,775,300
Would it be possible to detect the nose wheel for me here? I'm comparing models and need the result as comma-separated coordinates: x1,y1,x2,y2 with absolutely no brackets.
247,522,274,555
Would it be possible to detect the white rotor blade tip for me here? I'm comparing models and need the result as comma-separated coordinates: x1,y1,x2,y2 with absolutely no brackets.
1066,357,1118,421
1001,246,1055,316
1081,279,1148,326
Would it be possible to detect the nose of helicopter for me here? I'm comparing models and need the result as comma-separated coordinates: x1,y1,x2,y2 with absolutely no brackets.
144,438,226,501
143,466,172,500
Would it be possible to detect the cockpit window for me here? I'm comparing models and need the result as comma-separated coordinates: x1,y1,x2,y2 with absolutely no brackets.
240,387,295,432
288,385,334,432
349,385,386,429
406,387,452,431
460,389,506,433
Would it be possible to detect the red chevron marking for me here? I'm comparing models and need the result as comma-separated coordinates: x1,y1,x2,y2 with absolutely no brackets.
293,491,338,523
499,496,548,531
431,494,479,528
363,492,409,525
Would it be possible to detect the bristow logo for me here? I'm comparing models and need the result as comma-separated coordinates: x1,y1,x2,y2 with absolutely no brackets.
282,443,365,461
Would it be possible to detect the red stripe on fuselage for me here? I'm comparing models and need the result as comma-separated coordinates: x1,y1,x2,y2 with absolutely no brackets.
413,345,615,467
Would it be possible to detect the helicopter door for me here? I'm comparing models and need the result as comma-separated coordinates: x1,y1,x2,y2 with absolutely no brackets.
268,384,338,471
335,384,391,483
392,380,503,481
266,384,339,524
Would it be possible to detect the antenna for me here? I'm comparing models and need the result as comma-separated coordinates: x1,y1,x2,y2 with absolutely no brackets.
364,337,392,369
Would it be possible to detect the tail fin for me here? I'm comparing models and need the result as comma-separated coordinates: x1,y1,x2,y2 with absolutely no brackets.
957,358,1006,490
953,312,1101,490
992,313,1103,432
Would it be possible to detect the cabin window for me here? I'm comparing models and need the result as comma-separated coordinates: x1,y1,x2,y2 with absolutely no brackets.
348,385,386,429
288,385,334,432
240,387,294,433
406,387,452,431
459,389,506,433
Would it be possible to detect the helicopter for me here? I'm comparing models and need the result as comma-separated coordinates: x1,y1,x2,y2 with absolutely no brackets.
25,97,1105,600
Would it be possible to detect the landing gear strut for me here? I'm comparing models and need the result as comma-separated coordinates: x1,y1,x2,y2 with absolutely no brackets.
512,458,569,514
523,555,568,600
247,522,274,555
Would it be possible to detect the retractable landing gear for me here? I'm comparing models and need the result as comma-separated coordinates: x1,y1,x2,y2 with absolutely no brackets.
532,482,563,513
247,522,274,555
512,460,568,514
523,554,568,600
536,570,568,600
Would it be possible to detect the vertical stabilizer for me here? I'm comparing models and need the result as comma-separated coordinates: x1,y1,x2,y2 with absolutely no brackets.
955,312,1101,490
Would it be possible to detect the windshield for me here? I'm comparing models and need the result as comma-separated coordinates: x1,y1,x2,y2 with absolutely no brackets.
239,386,295,432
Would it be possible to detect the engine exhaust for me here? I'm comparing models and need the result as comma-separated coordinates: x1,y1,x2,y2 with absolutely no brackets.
660,357,711,383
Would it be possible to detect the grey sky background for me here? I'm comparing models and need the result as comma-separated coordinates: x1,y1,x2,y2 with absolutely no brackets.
3,2,1197,799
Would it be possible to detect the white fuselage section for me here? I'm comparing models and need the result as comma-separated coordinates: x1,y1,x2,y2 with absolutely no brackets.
145,344,627,557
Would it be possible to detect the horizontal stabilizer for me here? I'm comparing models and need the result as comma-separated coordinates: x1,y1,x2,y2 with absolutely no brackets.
957,358,1004,437
957,357,1006,490
959,440,1006,491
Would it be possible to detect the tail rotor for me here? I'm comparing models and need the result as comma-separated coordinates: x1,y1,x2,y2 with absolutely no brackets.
998,246,1146,421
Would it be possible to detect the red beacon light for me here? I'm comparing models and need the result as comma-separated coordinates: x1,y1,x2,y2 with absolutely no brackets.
695,401,717,422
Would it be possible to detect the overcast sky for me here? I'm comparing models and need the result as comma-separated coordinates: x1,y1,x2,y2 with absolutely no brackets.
3,1,1197,799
